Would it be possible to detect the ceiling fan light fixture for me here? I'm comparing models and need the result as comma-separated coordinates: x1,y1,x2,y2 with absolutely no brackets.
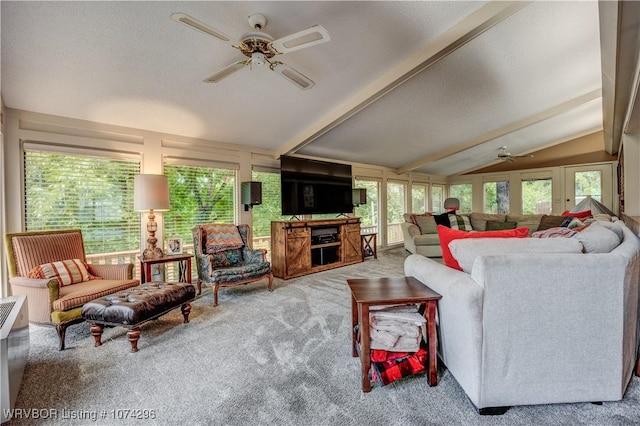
251,52,266,66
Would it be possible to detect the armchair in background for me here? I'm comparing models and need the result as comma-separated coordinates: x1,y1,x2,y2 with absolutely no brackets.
4,229,139,350
192,223,273,306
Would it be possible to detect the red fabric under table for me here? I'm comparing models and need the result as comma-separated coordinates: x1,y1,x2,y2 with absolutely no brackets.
369,348,428,386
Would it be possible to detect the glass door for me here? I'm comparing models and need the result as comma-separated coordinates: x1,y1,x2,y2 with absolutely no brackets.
564,164,613,213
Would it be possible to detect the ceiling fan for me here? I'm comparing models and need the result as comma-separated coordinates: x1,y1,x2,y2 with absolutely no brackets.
171,12,330,90
497,146,534,162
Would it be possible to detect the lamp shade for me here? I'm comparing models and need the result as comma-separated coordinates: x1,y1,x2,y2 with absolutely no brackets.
134,174,170,211
443,197,460,210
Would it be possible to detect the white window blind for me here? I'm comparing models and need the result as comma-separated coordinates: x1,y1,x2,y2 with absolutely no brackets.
163,163,236,247
23,149,141,257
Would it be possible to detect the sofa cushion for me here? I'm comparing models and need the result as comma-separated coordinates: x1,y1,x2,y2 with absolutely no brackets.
507,214,543,235
437,225,529,270
413,233,441,246
485,220,517,231
27,258,91,286
468,213,506,231
573,222,621,253
537,215,566,231
414,215,438,234
448,214,473,231
52,278,140,311
449,237,585,273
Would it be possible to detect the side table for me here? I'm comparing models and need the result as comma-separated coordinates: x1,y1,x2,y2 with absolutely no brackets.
346,276,442,392
361,232,377,260
139,253,193,285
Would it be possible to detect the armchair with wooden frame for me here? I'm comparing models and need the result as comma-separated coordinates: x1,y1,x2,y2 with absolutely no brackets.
4,229,139,350
192,223,273,306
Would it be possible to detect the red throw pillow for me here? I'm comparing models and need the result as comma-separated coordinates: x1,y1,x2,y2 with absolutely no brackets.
562,209,592,219
437,225,530,271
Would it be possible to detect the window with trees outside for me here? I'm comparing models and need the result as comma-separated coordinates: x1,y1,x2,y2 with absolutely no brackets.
575,170,602,204
387,181,407,244
411,183,428,214
164,162,236,266
354,179,379,235
23,148,141,268
483,181,510,214
251,169,288,258
431,184,445,214
449,183,472,213
522,178,552,214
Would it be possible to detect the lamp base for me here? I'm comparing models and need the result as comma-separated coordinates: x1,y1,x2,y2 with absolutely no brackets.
143,247,164,259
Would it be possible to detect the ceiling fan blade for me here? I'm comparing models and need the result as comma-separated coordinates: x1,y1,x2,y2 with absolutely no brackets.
270,25,330,54
270,62,315,90
204,60,249,83
171,13,243,47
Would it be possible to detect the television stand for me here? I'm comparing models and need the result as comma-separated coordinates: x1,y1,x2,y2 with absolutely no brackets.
270,217,363,279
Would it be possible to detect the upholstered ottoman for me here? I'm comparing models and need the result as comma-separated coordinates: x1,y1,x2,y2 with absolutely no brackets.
81,282,196,352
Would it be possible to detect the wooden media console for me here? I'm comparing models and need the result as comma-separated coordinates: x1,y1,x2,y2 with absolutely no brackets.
270,218,363,279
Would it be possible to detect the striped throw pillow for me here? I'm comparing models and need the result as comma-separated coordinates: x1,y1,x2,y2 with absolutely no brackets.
27,258,91,286
448,214,473,231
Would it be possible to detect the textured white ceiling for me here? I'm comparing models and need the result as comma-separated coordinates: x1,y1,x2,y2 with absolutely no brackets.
1,1,603,175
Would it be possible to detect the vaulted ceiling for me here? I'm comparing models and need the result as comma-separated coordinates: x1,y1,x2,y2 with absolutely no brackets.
0,1,626,176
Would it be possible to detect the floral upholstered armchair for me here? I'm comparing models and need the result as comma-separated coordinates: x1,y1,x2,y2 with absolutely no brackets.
192,223,273,306
4,229,139,350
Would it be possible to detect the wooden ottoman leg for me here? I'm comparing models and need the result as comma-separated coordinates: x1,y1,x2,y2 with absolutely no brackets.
181,303,191,323
90,323,104,347
127,328,141,353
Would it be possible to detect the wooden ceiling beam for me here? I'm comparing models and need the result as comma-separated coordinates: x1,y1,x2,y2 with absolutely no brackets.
273,1,530,160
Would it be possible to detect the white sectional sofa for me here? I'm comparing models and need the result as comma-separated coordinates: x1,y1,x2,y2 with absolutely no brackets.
404,218,640,414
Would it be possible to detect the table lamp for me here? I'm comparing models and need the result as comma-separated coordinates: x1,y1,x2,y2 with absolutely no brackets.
134,174,170,259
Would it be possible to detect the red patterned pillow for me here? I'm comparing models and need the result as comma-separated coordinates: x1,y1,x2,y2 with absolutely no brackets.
27,258,91,286
437,225,530,270
562,210,592,219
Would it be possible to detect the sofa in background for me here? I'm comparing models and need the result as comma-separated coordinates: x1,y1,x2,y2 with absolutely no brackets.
401,211,587,257
404,218,640,413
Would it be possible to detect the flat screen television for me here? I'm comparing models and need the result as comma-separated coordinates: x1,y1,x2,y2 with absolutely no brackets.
281,156,353,216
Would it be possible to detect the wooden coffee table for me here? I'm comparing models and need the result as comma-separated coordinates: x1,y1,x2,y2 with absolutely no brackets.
346,276,442,392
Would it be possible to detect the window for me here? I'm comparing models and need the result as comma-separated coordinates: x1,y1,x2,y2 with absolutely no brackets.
522,178,552,214
251,169,288,256
164,162,236,248
431,184,445,214
575,170,602,204
449,183,472,213
483,181,510,214
387,181,407,244
24,148,140,266
354,179,379,235
411,183,428,214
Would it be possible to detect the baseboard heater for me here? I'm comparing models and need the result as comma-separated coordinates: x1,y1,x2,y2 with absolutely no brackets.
1,295,30,424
